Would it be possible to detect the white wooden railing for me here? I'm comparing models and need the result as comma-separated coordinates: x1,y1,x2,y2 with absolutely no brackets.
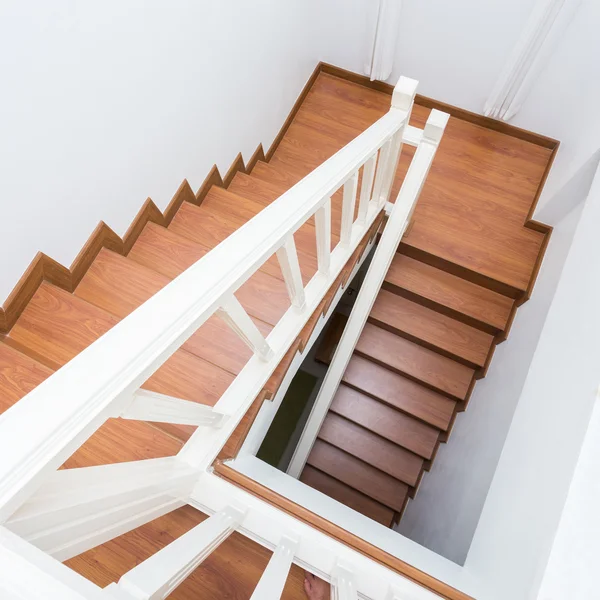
0,75,451,600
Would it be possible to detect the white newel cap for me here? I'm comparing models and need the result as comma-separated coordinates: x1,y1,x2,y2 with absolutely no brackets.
392,76,418,111
423,109,450,144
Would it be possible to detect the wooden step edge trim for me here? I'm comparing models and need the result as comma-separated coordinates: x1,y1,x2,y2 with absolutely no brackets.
381,281,503,337
397,242,523,300
318,63,559,151
392,491,412,527
353,347,474,404
213,461,474,600
0,63,326,336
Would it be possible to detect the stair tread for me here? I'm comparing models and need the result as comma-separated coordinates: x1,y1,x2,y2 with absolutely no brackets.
343,355,455,431
300,465,394,527
386,254,514,332
330,384,439,459
318,413,423,487
129,222,291,327
169,200,317,284
76,248,272,376
0,341,183,466
356,322,474,401
9,282,235,442
369,289,494,367
307,438,408,511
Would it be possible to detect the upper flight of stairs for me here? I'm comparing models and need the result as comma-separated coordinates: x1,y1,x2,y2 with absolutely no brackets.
0,64,554,593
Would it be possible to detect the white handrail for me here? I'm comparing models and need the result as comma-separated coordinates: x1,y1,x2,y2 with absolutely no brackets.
287,108,449,479
0,77,418,524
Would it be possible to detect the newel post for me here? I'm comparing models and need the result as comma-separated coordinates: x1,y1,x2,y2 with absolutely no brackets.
373,76,419,206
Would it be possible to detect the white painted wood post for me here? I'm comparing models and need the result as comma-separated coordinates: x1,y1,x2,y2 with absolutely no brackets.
277,235,306,312
330,564,358,600
341,172,359,246
250,535,298,599
114,505,245,600
358,155,377,225
119,390,227,427
216,294,274,361
315,199,332,276
379,76,419,206
5,457,198,561
370,139,392,206
0,526,108,600
287,108,448,480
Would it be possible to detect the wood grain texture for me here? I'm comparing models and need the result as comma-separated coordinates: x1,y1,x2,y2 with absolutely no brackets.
343,355,455,431
66,505,307,599
9,282,234,443
330,384,440,460
369,290,494,369
300,465,395,527
318,413,423,487
214,462,474,600
355,323,474,401
306,439,408,511
384,254,514,334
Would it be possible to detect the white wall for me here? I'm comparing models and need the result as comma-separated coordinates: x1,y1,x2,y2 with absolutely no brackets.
463,161,600,600
535,394,600,600
397,156,590,563
512,0,600,205
0,0,348,304
391,0,538,113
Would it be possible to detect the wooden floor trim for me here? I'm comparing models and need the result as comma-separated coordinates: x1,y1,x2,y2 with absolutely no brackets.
0,63,323,334
214,461,474,600
318,63,560,151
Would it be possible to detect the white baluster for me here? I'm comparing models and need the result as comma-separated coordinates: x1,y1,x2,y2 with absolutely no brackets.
357,155,376,225
216,294,274,360
276,235,306,311
370,140,392,206
115,505,245,600
340,172,359,246
314,199,332,276
250,535,298,599
120,390,227,427
5,458,198,561
330,564,357,600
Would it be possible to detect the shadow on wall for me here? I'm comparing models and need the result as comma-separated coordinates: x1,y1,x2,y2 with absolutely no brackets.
396,153,598,564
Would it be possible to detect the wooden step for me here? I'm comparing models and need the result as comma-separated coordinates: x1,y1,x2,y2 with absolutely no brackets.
169,200,318,284
384,254,514,334
318,413,423,487
369,289,494,369
300,465,394,527
128,222,291,327
307,439,408,512
0,341,183,467
330,384,439,460
67,504,307,596
75,248,272,377
355,322,474,401
343,355,455,431
8,282,235,442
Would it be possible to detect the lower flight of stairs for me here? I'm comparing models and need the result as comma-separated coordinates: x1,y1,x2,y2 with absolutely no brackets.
301,252,515,527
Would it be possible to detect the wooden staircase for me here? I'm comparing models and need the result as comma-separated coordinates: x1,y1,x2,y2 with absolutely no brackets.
0,65,554,594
